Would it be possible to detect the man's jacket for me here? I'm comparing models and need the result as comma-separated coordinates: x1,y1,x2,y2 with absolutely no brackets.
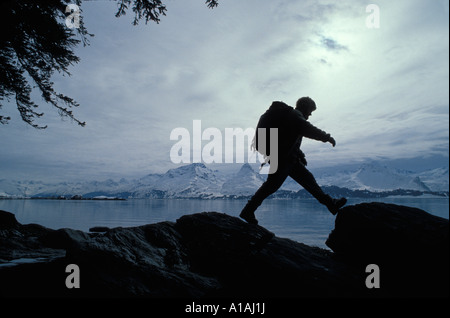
254,101,332,162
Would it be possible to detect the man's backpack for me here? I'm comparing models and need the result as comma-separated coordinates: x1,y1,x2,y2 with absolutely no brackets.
253,101,294,157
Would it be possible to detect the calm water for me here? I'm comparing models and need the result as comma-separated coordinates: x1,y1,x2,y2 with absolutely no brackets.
1,197,448,249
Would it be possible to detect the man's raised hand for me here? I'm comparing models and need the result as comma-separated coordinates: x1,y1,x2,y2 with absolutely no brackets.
328,136,336,147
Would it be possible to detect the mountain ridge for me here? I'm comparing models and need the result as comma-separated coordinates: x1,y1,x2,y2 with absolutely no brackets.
0,161,448,199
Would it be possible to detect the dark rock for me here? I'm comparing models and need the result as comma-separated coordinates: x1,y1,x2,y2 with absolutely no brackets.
38,220,222,297
44,213,361,297
174,212,359,297
0,204,448,298
0,211,66,267
0,210,19,229
326,202,449,296
174,212,275,273
326,202,448,257
89,226,110,232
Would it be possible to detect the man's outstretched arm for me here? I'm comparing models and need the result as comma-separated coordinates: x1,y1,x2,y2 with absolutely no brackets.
291,112,336,146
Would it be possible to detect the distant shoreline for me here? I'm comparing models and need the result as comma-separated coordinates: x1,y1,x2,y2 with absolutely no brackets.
0,188,448,201
0,196,126,201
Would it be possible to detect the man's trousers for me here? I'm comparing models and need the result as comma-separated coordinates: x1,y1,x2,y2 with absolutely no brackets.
241,159,333,215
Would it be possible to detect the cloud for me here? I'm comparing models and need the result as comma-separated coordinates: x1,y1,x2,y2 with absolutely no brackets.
320,36,348,51
0,0,448,181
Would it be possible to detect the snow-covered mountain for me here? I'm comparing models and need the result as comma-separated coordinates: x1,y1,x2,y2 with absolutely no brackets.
130,163,224,198
316,163,437,192
0,180,48,198
0,178,133,198
416,167,449,192
221,163,265,196
0,161,448,199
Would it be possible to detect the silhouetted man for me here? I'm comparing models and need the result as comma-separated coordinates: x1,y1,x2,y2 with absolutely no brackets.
240,97,347,225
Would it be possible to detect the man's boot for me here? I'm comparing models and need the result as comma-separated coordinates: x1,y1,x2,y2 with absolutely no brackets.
314,192,347,215
325,196,347,215
239,200,259,225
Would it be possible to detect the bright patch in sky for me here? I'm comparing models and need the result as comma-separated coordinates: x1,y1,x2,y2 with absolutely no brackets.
0,0,448,181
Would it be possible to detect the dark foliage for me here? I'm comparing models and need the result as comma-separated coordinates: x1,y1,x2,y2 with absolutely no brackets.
0,0,91,128
0,0,218,129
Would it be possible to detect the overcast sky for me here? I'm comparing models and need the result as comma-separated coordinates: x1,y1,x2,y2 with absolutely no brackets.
1,0,449,181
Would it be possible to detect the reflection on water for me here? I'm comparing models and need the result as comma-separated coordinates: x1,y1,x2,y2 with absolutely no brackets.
1,197,448,249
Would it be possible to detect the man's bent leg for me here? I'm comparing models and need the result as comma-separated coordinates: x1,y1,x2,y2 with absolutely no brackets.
240,162,291,224
289,163,347,215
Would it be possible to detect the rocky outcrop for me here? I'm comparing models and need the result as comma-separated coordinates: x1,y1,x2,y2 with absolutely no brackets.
0,203,448,298
327,202,449,257
326,202,449,297
0,210,66,264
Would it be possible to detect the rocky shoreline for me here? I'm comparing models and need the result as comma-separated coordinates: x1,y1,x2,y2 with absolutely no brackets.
0,202,448,298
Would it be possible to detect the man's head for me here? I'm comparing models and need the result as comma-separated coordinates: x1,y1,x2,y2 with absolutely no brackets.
295,97,316,119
